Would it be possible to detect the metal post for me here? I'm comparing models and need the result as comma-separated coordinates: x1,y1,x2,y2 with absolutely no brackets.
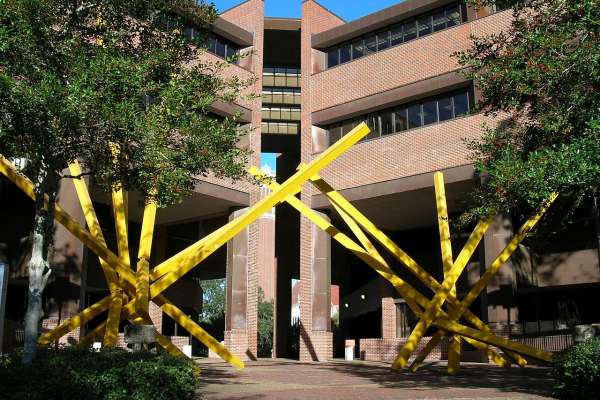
0,253,9,354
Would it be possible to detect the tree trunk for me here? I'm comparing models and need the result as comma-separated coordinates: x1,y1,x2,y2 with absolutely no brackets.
22,169,54,365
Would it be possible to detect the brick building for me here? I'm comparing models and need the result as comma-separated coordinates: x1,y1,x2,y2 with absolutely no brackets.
1,0,600,363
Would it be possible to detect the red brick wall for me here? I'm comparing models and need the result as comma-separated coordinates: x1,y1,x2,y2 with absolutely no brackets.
360,337,450,362
298,0,345,362
310,10,512,113
318,113,494,190
221,0,265,360
381,297,396,340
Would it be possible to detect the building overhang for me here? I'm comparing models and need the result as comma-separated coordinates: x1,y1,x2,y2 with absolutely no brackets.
264,17,301,31
312,164,475,209
312,71,470,126
312,0,457,49
213,17,254,47
210,100,252,123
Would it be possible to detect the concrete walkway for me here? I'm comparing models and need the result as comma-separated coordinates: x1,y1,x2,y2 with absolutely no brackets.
196,359,556,400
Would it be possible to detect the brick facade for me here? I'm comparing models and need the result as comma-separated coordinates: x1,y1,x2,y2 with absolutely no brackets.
299,0,345,362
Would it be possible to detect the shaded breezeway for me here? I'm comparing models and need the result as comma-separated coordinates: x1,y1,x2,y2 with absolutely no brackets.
196,359,556,400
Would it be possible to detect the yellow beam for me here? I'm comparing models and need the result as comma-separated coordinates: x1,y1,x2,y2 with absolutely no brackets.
103,289,124,347
68,161,121,288
441,193,558,346
148,123,371,298
433,172,460,375
434,316,553,362
307,172,526,366
0,157,138,288
391,214,490,371
38,296,112,345
253,171,515,368
136,200,156,317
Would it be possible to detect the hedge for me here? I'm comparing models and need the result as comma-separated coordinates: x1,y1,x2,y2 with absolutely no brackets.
0,348,200,400
553,337,600,399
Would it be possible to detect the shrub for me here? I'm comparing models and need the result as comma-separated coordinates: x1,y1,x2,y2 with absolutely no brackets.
553,337,600,399
0,347,200,400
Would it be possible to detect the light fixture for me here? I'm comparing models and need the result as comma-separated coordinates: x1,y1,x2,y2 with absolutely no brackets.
360,294,366,300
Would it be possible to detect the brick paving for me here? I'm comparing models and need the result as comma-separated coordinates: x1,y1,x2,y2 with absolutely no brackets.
196,359,556,400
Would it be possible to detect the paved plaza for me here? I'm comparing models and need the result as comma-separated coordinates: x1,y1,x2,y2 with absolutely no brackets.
196,359,556,400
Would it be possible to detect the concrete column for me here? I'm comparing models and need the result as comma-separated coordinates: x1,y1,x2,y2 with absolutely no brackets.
482,216,518,334
224,208,254,359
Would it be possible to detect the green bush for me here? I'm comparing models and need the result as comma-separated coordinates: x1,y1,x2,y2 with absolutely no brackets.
553,337,600,399
0,348,200,400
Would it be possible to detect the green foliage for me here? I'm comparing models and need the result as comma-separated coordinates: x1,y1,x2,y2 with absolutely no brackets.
0,0,252,206
457,0,600,225
199,278,225,324
257,287,273,357
553,337,600,399
0,347,200,400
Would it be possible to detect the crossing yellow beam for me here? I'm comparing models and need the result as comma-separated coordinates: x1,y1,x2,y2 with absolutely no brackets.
306,171,525,367
252,169,520,367
148,123,371,299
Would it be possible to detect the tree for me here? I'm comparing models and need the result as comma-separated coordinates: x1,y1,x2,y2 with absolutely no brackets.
0,0,252,363
199,278,226,324
257,288,273,358
457,1,600,228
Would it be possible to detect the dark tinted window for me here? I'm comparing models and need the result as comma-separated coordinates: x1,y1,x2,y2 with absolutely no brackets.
324,87,474,147
422,100,438,125
216,39,226,57
418,15,433,37
404,20,417,41
407,104,422,129
390,25,404,46
340,44,351,63
446,4,461,27
324,2,465,69
453,92,469,116
328,49,339,67
381,111,394,135
433,11,447,32
395,108,408,132
377,31,390,51
365,35,378,54
438,96,453,121
352,39,365,59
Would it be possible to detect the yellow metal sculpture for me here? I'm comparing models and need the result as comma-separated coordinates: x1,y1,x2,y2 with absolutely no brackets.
0,121,557,374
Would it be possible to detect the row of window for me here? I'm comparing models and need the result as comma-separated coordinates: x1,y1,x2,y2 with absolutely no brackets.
263,73,300,88
261,121,300,135
263,67,301,75
261,106,301,122
157,15,241,60
262,87,301,106
326,88,473,145
327,2,466,68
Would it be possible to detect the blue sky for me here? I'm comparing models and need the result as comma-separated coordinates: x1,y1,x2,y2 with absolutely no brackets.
214,0,402,21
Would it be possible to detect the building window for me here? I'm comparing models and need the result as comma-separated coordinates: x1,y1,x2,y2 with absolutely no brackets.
263,67,301,88
325,86,474,146
326,2,467,68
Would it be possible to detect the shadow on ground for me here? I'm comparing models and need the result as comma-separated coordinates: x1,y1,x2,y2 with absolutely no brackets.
195,359,556,400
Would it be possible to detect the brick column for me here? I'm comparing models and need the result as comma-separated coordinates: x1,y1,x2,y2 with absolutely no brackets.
381,297,396,339
299,0,345,362
224,208,258,360
482,216,518,333
299,210,332,361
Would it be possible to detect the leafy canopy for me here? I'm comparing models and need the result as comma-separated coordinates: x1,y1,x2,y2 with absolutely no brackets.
458,0,600,224
0,0,253,206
